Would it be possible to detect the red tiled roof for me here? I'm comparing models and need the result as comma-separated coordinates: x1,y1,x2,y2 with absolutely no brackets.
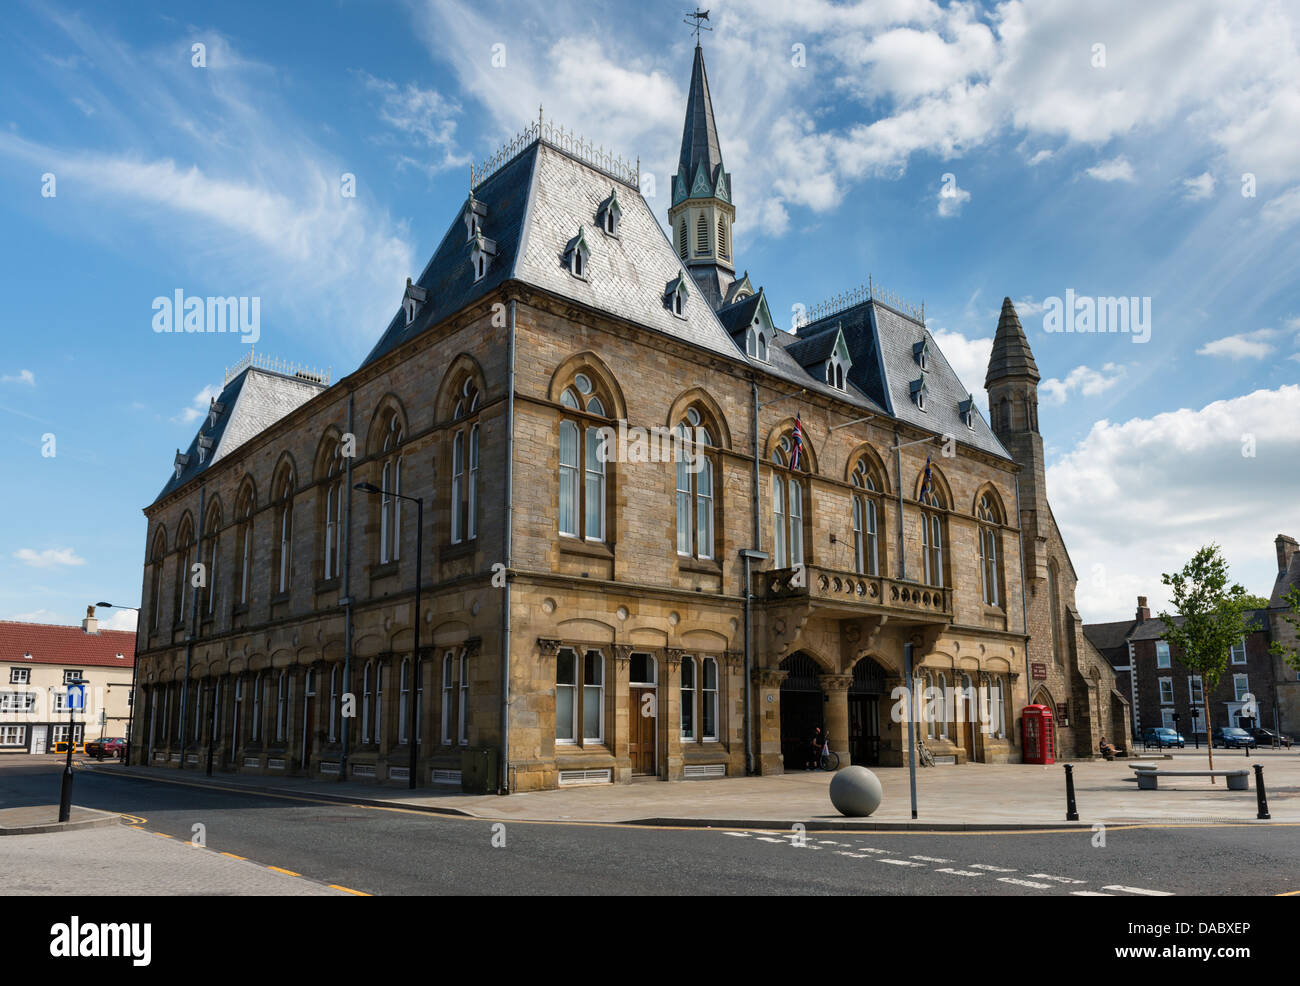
0,621,136,668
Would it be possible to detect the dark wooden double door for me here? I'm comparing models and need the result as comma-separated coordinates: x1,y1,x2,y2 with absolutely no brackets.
629,686,657,775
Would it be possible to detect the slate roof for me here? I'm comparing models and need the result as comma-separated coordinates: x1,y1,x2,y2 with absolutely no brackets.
716,293,761,335
986,296,1040,386
802,299,1011,460
0,621,136,667
783,325,840,368
1127,610,1270,642
1269,550,1300,608
1083,619,1139,668
155,367,325,502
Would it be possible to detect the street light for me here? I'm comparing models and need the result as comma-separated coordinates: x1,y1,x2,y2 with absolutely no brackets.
97,602,141,766
1190,705,1201,750
57,675,89,823
353,482,423,790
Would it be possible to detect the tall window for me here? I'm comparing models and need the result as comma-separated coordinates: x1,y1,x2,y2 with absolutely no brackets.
1159,678,1174,704
677,219,687,259
988,676,1005,739
555,647,604,744
379,412,404,563
234,483,254,606
1233,674,1250,702
251,672,263,742
1048,562,1063,664
976,493,1002,606
399,657,411,744
328,666,338,743
717,216,728,259
149,530,166,629
175,516,194,625
934,672,948,739
1189,675,1204,707
450,380,480,544
441,652,454,744
1230,637,1247,665
273,466,295,594
458,651,469,745
275,670,289,742
362,662,373,743
850,457,881,576
696,213,709,253
1155,640,1170,668
231,677,243,752
557,374,609,542
701,657,718,741
203,506,221,617
681,656,696,741
919,482,945,587
321,440,344,579
675,408,715,559
746,324,769,361
771,434,805,568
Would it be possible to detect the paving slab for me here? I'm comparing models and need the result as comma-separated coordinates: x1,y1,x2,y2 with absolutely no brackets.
84,748,1299,829
0,804,121,836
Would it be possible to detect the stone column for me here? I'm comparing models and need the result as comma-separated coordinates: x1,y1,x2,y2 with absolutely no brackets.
662,649,685,780
819,674,853,768
724,651,745,776
881,674,908,767
612,645,632,782
751,668,788,775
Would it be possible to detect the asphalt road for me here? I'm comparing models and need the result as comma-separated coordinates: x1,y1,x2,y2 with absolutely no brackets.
2,758,1296,896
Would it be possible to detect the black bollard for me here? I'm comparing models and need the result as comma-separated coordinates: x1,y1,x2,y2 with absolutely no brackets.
1065,763,1079,821
1254,763,1270,820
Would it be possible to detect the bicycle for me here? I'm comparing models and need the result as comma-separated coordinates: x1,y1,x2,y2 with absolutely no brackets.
915,738,936,767
818,749,839,771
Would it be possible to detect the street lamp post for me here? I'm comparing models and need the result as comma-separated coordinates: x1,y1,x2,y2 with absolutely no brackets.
97,603,141,766
1190,705,1201,751
354,482,422,790
57,676,89,823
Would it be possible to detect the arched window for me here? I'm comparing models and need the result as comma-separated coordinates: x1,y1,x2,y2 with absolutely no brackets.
441,651,454,744
675,407,715,560
681,656,696,740
202,505,221,618
924,672,936,739
977,493,1002,607
231,676,243,752
746,324,770,361
377,412,404,563
696,213,709,254
251,671,263,742
148,529,166,630
458,649,470,745
770,433,807,568
321,440,344,580
1049,561,1063,664
989,675,1006,739
275,670,289,742
557,373,610,542
174,515,194,626
361,661,373,743
919,477,946,588
850,457,882,576
450,379,480,544
233,483,254,605
272,465,295,595
935,672,949,739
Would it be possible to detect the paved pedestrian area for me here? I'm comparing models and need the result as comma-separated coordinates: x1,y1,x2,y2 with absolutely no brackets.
1,823,348,895
84,748,1299,828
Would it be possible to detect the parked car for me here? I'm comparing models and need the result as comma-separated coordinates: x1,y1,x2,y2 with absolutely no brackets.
1142,727,1185,748
83,737,125,760
1212,727,1256,749
1249,727,1293,748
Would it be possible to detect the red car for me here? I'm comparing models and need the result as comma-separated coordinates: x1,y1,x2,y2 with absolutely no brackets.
84,737,125,760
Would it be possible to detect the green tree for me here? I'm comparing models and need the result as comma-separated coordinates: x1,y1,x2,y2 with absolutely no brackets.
1158,545,1254,779
1241,593,1271,610
1267,584,1300,674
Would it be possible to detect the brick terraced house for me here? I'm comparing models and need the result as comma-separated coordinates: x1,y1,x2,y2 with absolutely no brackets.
130,44,1128,791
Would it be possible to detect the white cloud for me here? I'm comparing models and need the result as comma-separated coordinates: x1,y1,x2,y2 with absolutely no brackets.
7,608,60,623
172,384,220,425
14,547,87,568
1196,328,1281,360
1026,148,1054,166
1050,384,1300,621
1040,363,1127,405
1260,185,1300,229
358,72,469,174
929,327,993,408
1,369,35,385
1181,171,1216,200
1084,156,1135,183
936,174,971,217
99,608,138,631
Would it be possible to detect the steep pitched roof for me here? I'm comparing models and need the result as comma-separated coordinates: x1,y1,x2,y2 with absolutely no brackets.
1269,550,1300,609
155,366,325,502
0,622,136,668
985,296,1040,386
678,44,724,187
783,324,842,368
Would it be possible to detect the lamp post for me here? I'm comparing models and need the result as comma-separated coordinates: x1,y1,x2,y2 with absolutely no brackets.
354,482,422,790
1190,705,1200,751
57,676,89,823
97,603,141,765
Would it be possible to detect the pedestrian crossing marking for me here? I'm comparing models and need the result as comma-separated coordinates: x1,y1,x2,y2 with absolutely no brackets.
969,863,1016,872
1029,873,1087,884
1102,885,1173,896
936,868,984,877
999,877,1053,889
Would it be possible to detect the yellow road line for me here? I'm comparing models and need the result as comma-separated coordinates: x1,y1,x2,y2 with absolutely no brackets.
219,851,247,860
267,865,301,877
153,832,171,838
329,884,371,896
1277,889,1300,896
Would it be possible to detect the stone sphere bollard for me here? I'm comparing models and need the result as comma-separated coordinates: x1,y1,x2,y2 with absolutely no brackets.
829,765,883,817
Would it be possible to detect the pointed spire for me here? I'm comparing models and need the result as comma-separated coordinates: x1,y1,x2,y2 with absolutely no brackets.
678,44,724,185
985,297,1040,388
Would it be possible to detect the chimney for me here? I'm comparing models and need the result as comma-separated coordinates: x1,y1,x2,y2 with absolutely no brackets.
1276,534,1298,574
81,604,98,635
1135,596,1150,622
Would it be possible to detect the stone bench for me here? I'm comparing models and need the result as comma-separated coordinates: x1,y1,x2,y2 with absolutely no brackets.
1130,764,1249,791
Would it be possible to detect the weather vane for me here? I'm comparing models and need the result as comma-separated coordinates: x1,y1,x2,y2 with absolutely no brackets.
684,8,711,44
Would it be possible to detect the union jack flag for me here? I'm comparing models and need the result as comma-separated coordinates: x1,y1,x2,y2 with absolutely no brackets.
790,413,805,471
920,454,933,501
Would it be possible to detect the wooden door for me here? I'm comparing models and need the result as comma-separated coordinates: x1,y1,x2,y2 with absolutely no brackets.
629,687,656,775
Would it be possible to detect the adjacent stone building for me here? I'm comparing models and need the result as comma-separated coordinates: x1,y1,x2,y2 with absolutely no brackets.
129,44,1127,791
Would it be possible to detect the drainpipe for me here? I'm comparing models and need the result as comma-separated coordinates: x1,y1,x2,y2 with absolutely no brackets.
1014,472,1031,743
179,482,204,769
340,391,354,781
499,298,517,794
894,430,906,581
744,379,761,775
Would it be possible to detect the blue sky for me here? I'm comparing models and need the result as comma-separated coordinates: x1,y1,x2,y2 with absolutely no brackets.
2,0,1297,629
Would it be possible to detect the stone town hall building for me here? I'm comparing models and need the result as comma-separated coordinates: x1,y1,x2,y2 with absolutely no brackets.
130,45,1128,791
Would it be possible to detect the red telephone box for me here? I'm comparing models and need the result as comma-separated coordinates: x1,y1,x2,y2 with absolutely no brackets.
1022,704,1055,764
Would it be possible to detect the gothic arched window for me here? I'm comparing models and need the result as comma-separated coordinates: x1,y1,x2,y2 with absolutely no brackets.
977,492,1003,607
771,432,808,569
918,476,946,588
233,482,255,606
451,379,480,544
675,406,716,560
850,456,882,576
272,464,295,595
557,372,610,542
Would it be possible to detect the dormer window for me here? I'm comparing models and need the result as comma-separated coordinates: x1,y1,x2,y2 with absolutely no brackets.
197,434,214,465
402,277,428,326
825,354,846,391
910,376,928,412
564,228,590,281
665,271,690,320
913,339,929,371
462,194,487,242
207,398,225,429
597,188,622,237
469,232,497,283
959,397,976,429
746,322,769,361
173,449,190,480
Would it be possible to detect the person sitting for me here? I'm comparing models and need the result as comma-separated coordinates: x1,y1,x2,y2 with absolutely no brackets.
1099,737,1119,760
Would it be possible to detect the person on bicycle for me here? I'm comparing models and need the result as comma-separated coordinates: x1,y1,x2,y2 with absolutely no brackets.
806,726,824,770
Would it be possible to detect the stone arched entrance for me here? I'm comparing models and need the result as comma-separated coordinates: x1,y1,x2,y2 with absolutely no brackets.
779,653,824,770
848,657,887,766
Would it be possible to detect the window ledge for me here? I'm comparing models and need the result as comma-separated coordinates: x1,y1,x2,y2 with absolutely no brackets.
270,591,291,606
232,603,249,616
440,541,476,562
559,538,613,560
315,577,341,595
678,556,721,575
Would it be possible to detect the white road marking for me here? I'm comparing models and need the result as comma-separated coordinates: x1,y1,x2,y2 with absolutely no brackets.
854,847,892,855
910,855,953,863
969,863,1017,872
756,836,785,843
1029,873,1088,885
879,858,925,867
936,867,985,877
1103,885,1174,896
722,832,750,838
1071,891,1116,896
998,877,1054,889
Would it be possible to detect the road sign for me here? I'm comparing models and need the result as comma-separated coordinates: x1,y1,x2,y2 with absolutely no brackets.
67,684,85,711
